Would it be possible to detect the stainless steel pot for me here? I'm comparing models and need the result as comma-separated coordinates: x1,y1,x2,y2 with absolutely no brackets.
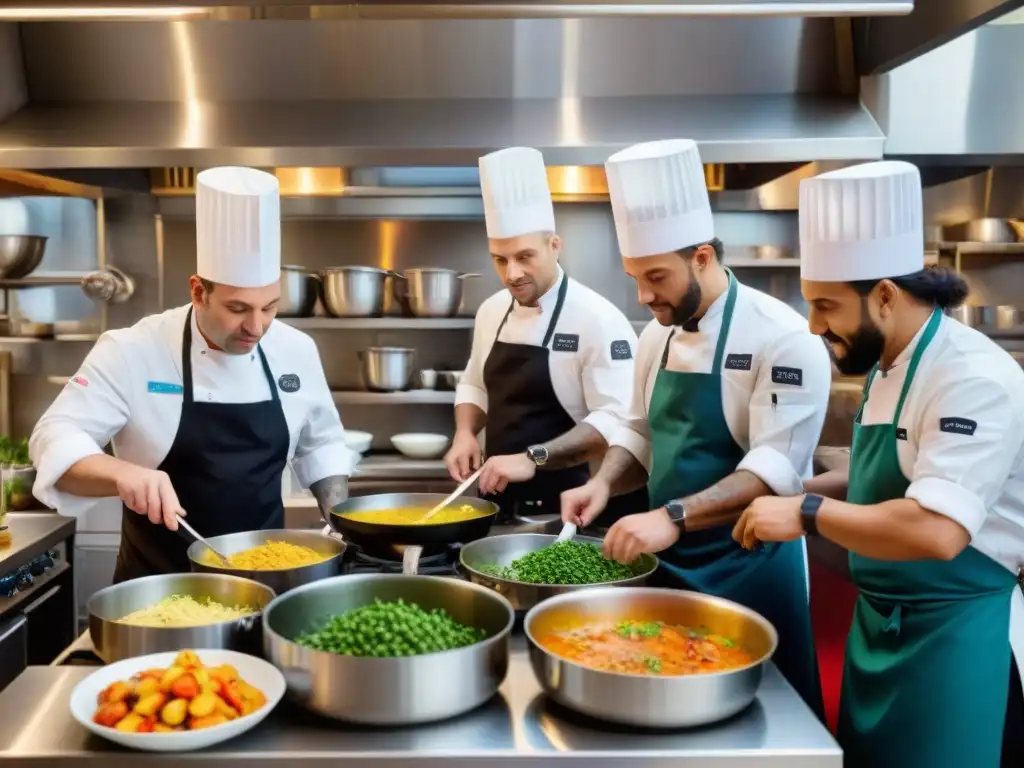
996,305,1020,330
359,346,415,391
87,573,276,663
524,587,778,728
187,529,346,594
943,218,1019,244
460,534,658,611
0,235,46,279
321,266,391,317
262,573,514,724
396,268,480,317
278,265,319,318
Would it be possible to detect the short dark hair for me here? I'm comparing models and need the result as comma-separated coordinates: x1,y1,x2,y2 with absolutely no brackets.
676,237,724,261
199,277,216,294
849,266,969,311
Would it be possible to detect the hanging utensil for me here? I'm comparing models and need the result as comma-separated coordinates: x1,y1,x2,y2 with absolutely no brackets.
176,515,231,566
421,466,484,522
556,522,577,543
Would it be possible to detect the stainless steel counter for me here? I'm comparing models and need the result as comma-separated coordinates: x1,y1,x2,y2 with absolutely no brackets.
0,640,840,767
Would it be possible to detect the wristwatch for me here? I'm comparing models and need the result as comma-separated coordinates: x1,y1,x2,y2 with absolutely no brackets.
664,499,687,532
800,494,824,536
526,445,549,467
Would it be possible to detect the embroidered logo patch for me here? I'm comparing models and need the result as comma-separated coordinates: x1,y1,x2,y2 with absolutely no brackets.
939,417,977,436
147,381,183,395
610,340,632,361
896,427,908,441
724,354,753,371
552,334,580,353
70,375,89,388
771,366,803,386
278,373,301,393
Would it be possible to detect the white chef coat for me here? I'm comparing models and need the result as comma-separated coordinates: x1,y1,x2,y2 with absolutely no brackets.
611,281,832,497
455,268,638,444
29,304,359,515
859,314,1024,575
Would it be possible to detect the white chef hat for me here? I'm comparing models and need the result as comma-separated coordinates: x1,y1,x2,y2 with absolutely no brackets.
479,147,556,239
196,166,281,288
800,161,924,282
605,139,714,259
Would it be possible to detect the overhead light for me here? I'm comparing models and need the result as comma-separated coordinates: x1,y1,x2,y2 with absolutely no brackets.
0,6,206,20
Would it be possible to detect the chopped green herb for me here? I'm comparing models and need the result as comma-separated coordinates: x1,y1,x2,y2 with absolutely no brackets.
643,655,662,674
476,540,643,586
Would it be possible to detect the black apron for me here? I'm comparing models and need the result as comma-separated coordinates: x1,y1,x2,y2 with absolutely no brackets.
481,275,648,521
113,308,291,582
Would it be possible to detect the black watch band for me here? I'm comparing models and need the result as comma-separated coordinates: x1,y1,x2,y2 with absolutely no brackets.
665,499,687,533
800,494,824,536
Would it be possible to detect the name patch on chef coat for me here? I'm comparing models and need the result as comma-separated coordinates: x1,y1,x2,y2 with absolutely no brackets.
278,373,301,393
896,427,908,441
939,417,977,436
610,340,632,361
724,354,753,371
147,381,184,395
771,366,803,386
552,334,580,353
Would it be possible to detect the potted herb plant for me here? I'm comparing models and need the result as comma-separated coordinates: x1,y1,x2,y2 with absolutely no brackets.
0,436,35,511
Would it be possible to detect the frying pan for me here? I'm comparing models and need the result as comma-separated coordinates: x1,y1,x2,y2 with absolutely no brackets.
329,492,498,558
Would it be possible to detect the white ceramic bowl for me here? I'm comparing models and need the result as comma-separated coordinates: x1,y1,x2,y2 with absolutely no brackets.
343,430,373,454
69,649,286,752
391,433,450,459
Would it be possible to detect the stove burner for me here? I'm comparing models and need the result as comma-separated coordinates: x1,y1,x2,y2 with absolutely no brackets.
342,542,463,577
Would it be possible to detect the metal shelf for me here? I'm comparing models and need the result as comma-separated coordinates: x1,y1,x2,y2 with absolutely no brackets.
283,317,474,330
724,258,800,269
937,242,1024,255
0,275,87,290
331,390,456,405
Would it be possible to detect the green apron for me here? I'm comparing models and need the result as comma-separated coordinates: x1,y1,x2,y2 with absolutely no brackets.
840,308,1018,768
646,271,824,720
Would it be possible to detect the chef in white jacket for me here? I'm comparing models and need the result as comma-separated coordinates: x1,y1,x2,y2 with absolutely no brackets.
734,161,1024,768
561,139,830,718
29,167,357,582
445,146,647,523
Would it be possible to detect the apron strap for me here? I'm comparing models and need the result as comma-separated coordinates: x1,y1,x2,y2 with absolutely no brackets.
541,273,570,348
493,298,515,346
893,308,943,424
182,306,280,404
658,269,737,372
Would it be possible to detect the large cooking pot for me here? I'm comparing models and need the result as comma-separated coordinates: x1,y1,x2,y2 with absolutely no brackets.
358,346,415,391
321,266,391,317
277,265,319,317
394,268,479,317
525,587,778,728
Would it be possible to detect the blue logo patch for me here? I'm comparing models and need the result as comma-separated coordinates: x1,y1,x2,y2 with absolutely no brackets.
147,381,183,395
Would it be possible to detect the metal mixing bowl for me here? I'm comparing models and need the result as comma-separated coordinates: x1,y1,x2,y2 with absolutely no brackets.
460,534,658,611
263,573,515,724
0,235,46,279
88,572,276,663
187,529,345,594
524,587,778,728
358,346,415,391
398,268,479,317
321,266,390,317
277,265,319,317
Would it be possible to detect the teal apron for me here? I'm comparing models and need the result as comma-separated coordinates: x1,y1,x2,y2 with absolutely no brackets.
840,308,1019,768
646,272,824,720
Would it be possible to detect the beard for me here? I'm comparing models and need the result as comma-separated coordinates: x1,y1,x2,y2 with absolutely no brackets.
825,319,886,376
671,276,703,327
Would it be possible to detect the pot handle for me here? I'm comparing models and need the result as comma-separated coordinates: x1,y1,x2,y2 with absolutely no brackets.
457,273,482,280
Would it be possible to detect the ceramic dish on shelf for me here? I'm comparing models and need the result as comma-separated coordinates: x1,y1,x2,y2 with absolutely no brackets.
343,430,373,454
68,649,286,752
391,433,450,459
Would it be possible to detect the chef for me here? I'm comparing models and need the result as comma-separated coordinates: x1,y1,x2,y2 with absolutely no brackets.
560,139,831,718
444,146,647,523
29,166,357,582
734,161,1024,768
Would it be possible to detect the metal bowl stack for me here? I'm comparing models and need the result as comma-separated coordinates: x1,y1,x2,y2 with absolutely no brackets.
262,574,515,724
88,573,276,663
524,587,778,727
187,529,346,595
459,533,658,611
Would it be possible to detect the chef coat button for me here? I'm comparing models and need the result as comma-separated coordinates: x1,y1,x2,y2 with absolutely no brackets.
207,393,212,401
201,350,206,355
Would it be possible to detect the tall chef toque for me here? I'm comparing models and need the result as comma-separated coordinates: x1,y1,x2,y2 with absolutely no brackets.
605,139,714,258
196,166,281,288
479,147,556,239
799,161,924,283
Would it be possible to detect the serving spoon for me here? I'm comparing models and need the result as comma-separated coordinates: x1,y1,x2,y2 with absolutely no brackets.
176,514,232,566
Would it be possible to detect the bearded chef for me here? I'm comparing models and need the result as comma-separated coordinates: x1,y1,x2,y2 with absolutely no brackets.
560,139,831,718
444,146,647,523
29,166,357,582
734,161,1024,768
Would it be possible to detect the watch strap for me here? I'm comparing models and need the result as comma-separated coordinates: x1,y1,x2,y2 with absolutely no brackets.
800,494,824,536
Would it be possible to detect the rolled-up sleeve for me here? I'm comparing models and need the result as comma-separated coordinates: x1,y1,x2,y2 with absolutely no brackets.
454,299,497,413
905,375,1020,538
291,340,359,487
29,334,131,510
580,315,638,444
737,330,831,496
609,323,659,472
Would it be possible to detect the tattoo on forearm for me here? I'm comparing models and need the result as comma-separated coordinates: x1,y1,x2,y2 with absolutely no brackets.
540,424,605,470
310,475,349,521
680,470,771,532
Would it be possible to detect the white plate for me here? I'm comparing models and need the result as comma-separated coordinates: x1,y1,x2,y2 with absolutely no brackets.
69,649,286,752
